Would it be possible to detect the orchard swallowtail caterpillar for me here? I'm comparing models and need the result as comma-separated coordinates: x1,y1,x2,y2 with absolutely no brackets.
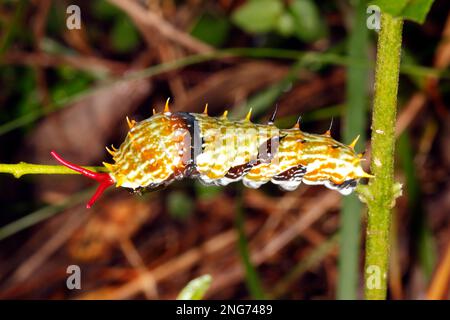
51,100,373,208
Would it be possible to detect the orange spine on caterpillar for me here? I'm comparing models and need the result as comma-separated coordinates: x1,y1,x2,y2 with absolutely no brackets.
51,99,373,208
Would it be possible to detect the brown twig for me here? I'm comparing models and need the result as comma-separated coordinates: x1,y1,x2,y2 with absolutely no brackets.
427,238,450,299
76,227,242,299
32,0,52,108
8,208,89,284
124,1,188,101
107,0,213,54
207,191,340,297
119,238,159,299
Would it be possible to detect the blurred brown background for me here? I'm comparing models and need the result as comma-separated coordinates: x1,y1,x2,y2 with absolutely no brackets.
0,0,449,299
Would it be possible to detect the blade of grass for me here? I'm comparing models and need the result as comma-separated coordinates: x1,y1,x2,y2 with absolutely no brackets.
235,189,266,299
397,131,436,278
271,233,339,298
0,53,217,136
0,187,94,241
231,58,306,119
1,47,448,136
274,104,343,129
337,0,369,300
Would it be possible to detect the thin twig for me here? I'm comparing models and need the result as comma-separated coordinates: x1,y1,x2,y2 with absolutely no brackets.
426,239,450,299
0,188,95,241
107,0,213,54
207,191,340,297
0,47,448,137
0,163,106,178
2,51,128,75
119,238,159,299
9,208,89,283
77,227,241,299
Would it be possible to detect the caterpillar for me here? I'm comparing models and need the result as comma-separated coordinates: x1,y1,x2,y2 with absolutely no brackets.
50,99,373,208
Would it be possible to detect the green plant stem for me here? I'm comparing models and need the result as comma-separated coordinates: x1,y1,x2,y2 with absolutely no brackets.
363,14,403,300
271,233,339,298
338,0,368,300
0,163,106,178
232,58,306,119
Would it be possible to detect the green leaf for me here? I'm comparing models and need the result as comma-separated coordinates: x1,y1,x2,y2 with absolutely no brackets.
232,0,284,34
370,0,408,16
167,191,194,220
289,0,327,42
190,13,230,47
402,0,435,23
276,12,295,36
51,67,93,102
92,1,122,19
370,0,435,24
177,274,212,300
111,17,139,52
232,58,305,119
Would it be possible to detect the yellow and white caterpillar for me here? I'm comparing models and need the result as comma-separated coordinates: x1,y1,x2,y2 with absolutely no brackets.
51,100,372,208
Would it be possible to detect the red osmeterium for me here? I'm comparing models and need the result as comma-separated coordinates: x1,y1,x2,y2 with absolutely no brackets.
50,151,115,209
